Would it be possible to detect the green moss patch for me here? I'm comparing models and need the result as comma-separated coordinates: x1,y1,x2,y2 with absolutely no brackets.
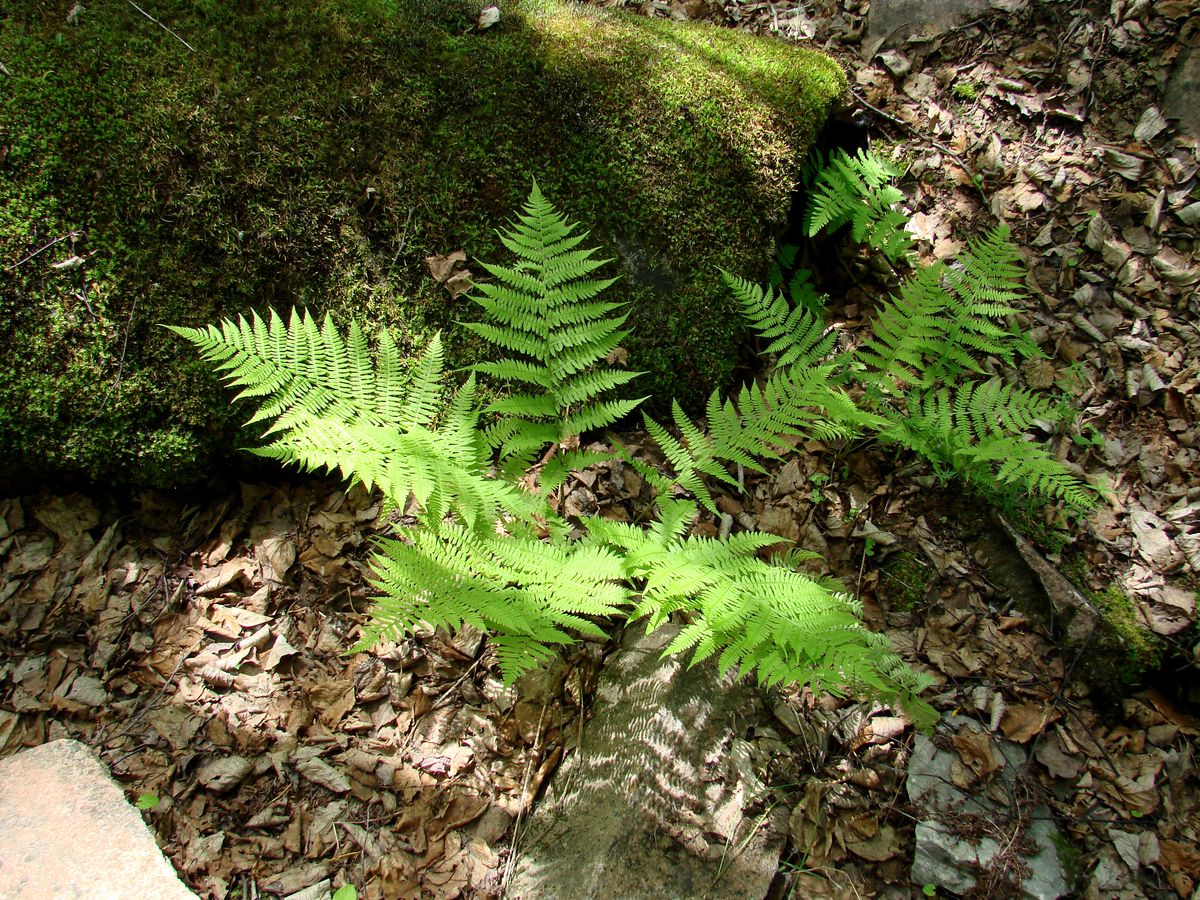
881,549,933,612
1059,554,1163,695
0,0,845,487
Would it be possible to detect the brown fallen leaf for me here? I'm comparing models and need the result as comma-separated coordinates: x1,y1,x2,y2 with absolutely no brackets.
1158,839,1200,897
1000,701,1060,743
425,249,467,284
952,725,1001,781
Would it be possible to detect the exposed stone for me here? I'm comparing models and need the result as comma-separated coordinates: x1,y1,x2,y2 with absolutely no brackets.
865,0,992,56
1164,47,1200,141
907,718,1069,899
508,624,785,900
0,740,197,899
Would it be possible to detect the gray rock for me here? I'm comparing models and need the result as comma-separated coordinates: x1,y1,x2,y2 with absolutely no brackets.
907,718,1068,899
0,739,198,899
865,0,992,56
508,624,784,900
1164,47,1200,141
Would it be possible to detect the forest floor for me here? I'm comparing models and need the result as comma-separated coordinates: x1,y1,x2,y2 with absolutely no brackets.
1,0,1199,898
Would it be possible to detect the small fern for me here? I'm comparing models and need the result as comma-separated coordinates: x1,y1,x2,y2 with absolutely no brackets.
880,380,1092,510
724,155,1094,513
463,180,645,484
803,148,913,262
173,182,940,726
167,309,546,530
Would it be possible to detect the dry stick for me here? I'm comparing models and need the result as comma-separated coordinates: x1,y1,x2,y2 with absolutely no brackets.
4,231,78,272
124,0,196,52
849,89,980,188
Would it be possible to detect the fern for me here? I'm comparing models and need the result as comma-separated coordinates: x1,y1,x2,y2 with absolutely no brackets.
855,226,1037,392
880,379,1093,510
355,522,628,681
585,500,936,728
173,182,939,723
463,180,645,479
643,369,884,514
803,148,913,262
168,309,549,531
723,158,1093,513
723,270,835,377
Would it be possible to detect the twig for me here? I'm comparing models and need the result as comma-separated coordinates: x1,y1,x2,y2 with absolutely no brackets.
124,0,196,52
849,88,978,184
390,208,415,267
4,231,78,272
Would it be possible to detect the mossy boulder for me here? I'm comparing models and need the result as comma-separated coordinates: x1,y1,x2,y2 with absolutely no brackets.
0,0,845,488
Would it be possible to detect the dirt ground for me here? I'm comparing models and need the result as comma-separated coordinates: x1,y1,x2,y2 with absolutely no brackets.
1,0,1198,897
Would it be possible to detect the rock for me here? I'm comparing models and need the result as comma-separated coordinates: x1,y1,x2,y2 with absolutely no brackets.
1164,47,1200,141
0,0,845,489
865,0,992,56
508,623,785,900
907,719,1069,899
0,739,198,899
969,516,1161,694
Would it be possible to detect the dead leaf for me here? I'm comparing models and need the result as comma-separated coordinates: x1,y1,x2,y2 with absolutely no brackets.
1034,728,1083,779
425,250,467,284
952,725,1001,780
999,702,1059,742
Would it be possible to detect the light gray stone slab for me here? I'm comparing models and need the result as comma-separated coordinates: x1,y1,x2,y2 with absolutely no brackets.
508,624,784,900
907,718,1068,899
0,740,197,900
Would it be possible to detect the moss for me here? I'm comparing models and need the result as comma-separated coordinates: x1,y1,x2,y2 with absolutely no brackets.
1050,832,1084,888
881,550,932,611
0,0,845,488
1091,585,1162,687
951,81,978,101
1058,554,1162,694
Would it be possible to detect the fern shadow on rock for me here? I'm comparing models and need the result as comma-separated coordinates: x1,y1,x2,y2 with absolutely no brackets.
509,624,785,900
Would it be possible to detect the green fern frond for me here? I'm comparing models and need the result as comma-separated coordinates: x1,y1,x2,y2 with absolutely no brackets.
856,228,1037,393
168,309,543,531
803,148,913,262
880,379,1095,510
354,523,629,683
583,510,936,727
464,183,644,464
642,369,882,513
722,270,835,375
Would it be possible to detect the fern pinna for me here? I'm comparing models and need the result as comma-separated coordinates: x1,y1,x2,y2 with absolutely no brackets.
462,181,644,486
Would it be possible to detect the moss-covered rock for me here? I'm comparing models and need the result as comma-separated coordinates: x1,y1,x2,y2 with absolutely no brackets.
0,0,844,488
